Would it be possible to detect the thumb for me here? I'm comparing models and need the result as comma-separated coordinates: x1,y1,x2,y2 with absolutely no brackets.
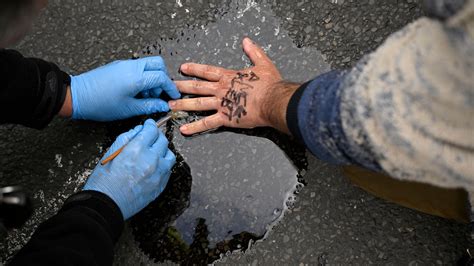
242,37,273,67
103,124,143,159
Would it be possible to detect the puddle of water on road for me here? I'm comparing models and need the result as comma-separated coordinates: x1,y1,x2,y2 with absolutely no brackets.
113,0,330,264
130,125,307,264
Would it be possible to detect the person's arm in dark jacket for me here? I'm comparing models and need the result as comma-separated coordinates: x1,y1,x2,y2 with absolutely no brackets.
9,119,175,265
0,48,181,128
286,0,474,193
9,191,124,266
1,47,180,264
0,49,70,129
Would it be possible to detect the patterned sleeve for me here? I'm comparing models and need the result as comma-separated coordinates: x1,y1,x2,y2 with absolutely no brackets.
288,0,474,215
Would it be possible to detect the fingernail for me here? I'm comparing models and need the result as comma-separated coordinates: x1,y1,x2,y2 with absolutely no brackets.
168,101,176,109
244,37,254,45
180,125,187,131
181,64,189,71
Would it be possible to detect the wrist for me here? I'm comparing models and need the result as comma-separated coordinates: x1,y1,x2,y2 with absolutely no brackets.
261,81,301,134
58,85,73,117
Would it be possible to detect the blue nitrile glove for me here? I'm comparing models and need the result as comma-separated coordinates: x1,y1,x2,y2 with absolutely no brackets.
83,119,176,219
71,57,181,121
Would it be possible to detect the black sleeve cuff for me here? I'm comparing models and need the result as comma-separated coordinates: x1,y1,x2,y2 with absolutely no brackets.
286,80,311,142
28,58,70,129
61,191,124,243
0,49,70,129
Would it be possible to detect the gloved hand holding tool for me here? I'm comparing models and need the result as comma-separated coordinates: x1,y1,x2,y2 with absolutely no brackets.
70,56,181,121
83,119,176,219
100,111,188,165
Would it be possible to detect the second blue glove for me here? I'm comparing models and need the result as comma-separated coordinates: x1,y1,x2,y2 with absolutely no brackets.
83,119,176,219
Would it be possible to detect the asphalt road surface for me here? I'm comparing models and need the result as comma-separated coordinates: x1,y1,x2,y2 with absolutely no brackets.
0,0,471,264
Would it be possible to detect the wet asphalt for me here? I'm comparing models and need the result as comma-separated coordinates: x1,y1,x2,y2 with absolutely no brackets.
0,0,472,264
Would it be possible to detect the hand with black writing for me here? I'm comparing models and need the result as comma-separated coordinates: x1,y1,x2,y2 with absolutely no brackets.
169,37,300,135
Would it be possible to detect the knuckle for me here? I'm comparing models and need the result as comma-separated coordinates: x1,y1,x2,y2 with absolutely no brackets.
174,100,182,109
195,98,203,107
202,118,211,130
217,79,225,88
193,81,201,89
116,135,127,144
143,163,156,175
118,131,130,139
133,135,146,145
126,142,143,156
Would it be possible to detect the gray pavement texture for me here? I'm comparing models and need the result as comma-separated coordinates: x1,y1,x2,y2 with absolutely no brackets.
0,0,472,265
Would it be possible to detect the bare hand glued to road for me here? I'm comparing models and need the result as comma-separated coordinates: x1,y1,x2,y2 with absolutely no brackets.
169,37,301,135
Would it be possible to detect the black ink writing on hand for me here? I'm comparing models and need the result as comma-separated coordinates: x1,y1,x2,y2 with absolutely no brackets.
221,72,259,123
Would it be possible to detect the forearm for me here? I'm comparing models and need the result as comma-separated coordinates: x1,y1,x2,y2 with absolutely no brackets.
0,49,70,128
10,191,124,265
